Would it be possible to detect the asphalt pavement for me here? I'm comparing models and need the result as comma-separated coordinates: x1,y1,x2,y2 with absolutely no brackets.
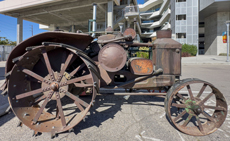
0,57,230,141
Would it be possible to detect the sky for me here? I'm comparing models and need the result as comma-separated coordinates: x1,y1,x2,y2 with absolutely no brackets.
0,0,145,42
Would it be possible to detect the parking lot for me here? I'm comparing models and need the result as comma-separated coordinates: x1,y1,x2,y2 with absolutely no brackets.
0,63,230,141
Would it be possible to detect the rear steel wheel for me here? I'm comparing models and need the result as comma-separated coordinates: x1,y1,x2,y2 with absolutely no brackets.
8,45,99,134
165,78,227,136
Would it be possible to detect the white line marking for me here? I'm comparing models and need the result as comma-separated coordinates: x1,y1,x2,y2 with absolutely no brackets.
140,131,145,135
218,129,224,132
210,100,216,103
176,131,185,141
226,118,230,121
160,112,166,118
135,135,143,141
225,134,229,138
142,136,163,141
139,131,163,141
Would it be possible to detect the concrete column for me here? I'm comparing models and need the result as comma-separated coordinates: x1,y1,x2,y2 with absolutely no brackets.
71,25,75,33
92,3,97,37
107,1,113,28
127,0,130,5
17,17,23,45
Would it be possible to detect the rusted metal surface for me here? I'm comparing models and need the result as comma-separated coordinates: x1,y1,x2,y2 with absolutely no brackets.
8,45,99,134
129,58,154,75
3,28,228,137
6,32,94,73
153,38,182,75
97,35,132,44
165,78,228,136
157,30,172,38
123,28,137,41
98,43,127,72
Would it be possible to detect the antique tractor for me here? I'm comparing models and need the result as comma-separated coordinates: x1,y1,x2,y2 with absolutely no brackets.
0,28,227,137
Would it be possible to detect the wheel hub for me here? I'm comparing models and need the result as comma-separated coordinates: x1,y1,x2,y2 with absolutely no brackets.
50,82,59,91
42,72,68,100
185,99,203,115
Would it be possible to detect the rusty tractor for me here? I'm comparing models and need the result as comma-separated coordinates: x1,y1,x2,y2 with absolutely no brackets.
0,28,227,138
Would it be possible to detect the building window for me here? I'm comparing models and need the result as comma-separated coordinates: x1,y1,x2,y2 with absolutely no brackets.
176,15,186,20
176,33,186,38
199,22,205,28
176,0,186,2
199,34,204,38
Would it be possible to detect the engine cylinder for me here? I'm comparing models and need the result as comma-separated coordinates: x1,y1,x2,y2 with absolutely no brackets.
98,43,127,72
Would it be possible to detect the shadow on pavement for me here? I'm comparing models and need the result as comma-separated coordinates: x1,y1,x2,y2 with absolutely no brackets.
70,94,165,135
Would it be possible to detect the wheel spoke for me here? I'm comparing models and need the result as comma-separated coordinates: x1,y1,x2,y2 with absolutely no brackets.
74,101,84,112
176,93,186,100
196,117,204,133
187,85,194,100
22,68,44,82
173,110,187,122
204,105,226,111
60,53,74,76
172,103,187,108
34,94,46,103
197,84,207,98
182,114,193,127
67,74,92,85
33,97,50,124
69,64,86,77
199,93,214,106
74,83,93,88
55,92,66,128
42,48,56,81
202,111,214,122
64,90,89,107
16,88,43,99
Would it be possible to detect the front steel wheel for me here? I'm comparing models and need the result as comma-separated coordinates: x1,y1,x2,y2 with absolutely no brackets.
165,78,227,136
8,44,99,135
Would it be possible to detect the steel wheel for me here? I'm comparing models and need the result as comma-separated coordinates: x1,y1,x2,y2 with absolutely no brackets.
165,78,227,136
8,45,99,135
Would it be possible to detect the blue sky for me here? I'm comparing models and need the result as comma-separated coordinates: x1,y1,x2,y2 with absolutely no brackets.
0,0,145,42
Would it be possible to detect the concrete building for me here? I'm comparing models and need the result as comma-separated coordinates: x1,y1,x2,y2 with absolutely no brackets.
200,0,230,55
138,0,171,42
0,0,138,44
170,0,199,54
0,0,230,55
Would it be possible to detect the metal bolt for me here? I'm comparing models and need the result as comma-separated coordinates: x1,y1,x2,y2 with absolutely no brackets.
52,126,55,129
17,70,20,72
37,122,40,125
13,85,16,87
27,57,29,59
25,75,27,77
25,89,27,91
31,63,34,65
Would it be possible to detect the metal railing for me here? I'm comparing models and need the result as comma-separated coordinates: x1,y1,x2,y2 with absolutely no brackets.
123,5,140,17
0,45,15,61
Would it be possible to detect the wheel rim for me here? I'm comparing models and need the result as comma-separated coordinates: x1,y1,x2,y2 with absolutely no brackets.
166,79,227,136
8,45,99,134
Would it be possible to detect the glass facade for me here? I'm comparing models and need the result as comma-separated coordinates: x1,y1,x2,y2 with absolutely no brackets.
171,0,199,50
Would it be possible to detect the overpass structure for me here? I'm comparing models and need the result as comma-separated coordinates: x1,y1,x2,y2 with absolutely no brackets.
0,0,137,44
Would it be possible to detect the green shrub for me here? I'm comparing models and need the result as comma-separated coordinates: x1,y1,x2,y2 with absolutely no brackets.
136,51,149,59
219,53,230,56
182,44,197,56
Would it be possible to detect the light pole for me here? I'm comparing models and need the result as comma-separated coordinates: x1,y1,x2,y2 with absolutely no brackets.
226,21,230,62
